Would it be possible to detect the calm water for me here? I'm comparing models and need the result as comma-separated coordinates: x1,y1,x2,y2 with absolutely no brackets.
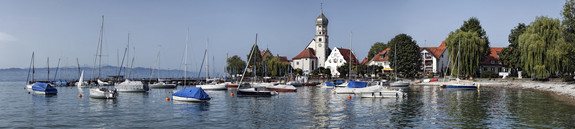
2,81,575,128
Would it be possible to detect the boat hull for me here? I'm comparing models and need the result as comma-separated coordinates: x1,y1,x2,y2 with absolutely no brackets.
89,88,118,99
149,83,177,89
172,96,209,102
197,84,227,90
116,80,149,92
357,91,404,98
390,82,410,87
236,88,277,97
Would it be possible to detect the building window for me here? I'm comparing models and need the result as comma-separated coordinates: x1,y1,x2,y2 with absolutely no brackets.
491,60,495,64
319,38,322,42
491,67,495,71
296,62,299,65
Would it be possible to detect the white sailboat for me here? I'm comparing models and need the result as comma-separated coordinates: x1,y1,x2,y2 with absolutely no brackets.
197,39,227,90
236,33,278,97
390,39,410,87
25,52,35,91
442,40,478,89
149,48,176,88
115,33,149,92
76,70,89,87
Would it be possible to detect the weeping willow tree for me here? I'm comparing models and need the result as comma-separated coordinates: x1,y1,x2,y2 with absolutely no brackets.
444,17,490,77
519,16,571,79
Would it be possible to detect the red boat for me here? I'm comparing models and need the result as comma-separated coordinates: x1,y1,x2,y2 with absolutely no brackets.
266,84,297,92
227,84,239,88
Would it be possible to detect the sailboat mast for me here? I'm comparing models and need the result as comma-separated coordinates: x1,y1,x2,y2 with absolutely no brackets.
206,39,209,80
237,33,258,89
125,33,130,78
54,58,60,80
184,28,189,85
457,40,461,79
349,32,352,81
98,15,104,79
47,57,50,81
394,38,397,80
26,52,34,84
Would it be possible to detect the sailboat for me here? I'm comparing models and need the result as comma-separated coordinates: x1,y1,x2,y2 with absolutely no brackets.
443,40,478,89
76,70,89,87
25,52,35,91
236,33,278,97
149,48,176,88
389,40,410,87
115,33,149,92
197,39,227,90
172,87,211,102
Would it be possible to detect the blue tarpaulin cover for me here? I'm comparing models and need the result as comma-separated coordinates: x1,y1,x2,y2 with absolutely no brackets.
172,88,211,100
334,80,345,85
347,81,367,88
324,82,335,86
31,82,58,94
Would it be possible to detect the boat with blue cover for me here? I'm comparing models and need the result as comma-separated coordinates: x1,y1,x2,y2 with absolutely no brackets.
172,87,211,102
31,82,58,95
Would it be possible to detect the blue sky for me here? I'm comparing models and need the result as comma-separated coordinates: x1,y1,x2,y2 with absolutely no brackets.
0,0,564,75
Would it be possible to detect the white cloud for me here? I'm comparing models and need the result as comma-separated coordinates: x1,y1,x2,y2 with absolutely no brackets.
0,32,17,42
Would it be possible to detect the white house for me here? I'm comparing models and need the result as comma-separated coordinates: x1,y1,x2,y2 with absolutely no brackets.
291,48,318,73
367,48,391,69
420,41,449,75
291,9,331,72
324,47,359,76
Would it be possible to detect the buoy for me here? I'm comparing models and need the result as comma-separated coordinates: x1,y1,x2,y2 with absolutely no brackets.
166,97,170,101
78,94,83,98
347,95,351,99
168,91,171,94
28,92,30,94
231,93,234,96
24,87,26,89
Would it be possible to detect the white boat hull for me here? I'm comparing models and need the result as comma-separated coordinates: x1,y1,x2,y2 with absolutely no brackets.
116,80,149,92
357,91,404,98
149,82,177,88
196,84,227,90
89,88,118,99
266,84,297,92
390,82,410,87
172,96,209,102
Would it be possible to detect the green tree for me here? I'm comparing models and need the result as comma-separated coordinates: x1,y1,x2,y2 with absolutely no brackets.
500,23,526,71
388,34,422,79
294,68,303,75
264,57,284,76
562,0,575,73
321,67,331,77
367,42,388,59
246,43,263,76
337,62,350,78
226,55,246,75
444,17,491,77
519,16,570,79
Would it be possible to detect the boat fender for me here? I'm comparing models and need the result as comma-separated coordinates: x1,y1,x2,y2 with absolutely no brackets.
231,93,234,96
166,97,170,101
347,95,351,99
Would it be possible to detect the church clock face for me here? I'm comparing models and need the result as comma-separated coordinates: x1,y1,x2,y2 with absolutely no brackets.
318,44,322,47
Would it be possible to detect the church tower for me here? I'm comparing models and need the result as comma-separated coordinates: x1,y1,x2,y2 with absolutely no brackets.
314,8,329,67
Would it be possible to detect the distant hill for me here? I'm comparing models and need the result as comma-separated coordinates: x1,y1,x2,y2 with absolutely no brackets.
0,66,202,82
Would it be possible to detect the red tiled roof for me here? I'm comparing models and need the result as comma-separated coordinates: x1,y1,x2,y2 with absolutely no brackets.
360,57,369,65
278,56,289,62
338,48,360,65
372,48,390,62
421,41,447,58
293,48,316,59
481,47,504,65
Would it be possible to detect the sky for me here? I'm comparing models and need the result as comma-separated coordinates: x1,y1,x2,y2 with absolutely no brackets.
0,0,565,75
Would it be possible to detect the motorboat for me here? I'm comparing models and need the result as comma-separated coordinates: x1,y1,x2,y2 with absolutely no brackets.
196,83,227,90
149,82,177,89
390,80,410,87
115,79,149,92
89,88,118,99
266,84,297,92
31,82,58,95
236,87,278,97
172,87,211,102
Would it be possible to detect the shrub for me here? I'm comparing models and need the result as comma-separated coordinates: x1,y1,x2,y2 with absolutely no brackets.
480,71,499,78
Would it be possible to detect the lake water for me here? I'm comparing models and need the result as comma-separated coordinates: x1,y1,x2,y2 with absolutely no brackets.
2,81,575,128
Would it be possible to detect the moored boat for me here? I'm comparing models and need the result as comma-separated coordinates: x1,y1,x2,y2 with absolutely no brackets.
266,84,297,92
172,87,211,102
31,82,58,95
149,82,177,89
196,83,227,90
89,88,118,99
115,79,149,92
237,87,278,97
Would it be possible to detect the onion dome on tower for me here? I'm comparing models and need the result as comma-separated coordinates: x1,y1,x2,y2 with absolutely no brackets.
315,12,328,25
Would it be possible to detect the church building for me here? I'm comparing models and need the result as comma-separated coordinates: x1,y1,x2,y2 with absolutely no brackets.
291,10,331,73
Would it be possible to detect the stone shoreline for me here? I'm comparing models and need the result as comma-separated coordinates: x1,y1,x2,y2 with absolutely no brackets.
416,80,575,100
